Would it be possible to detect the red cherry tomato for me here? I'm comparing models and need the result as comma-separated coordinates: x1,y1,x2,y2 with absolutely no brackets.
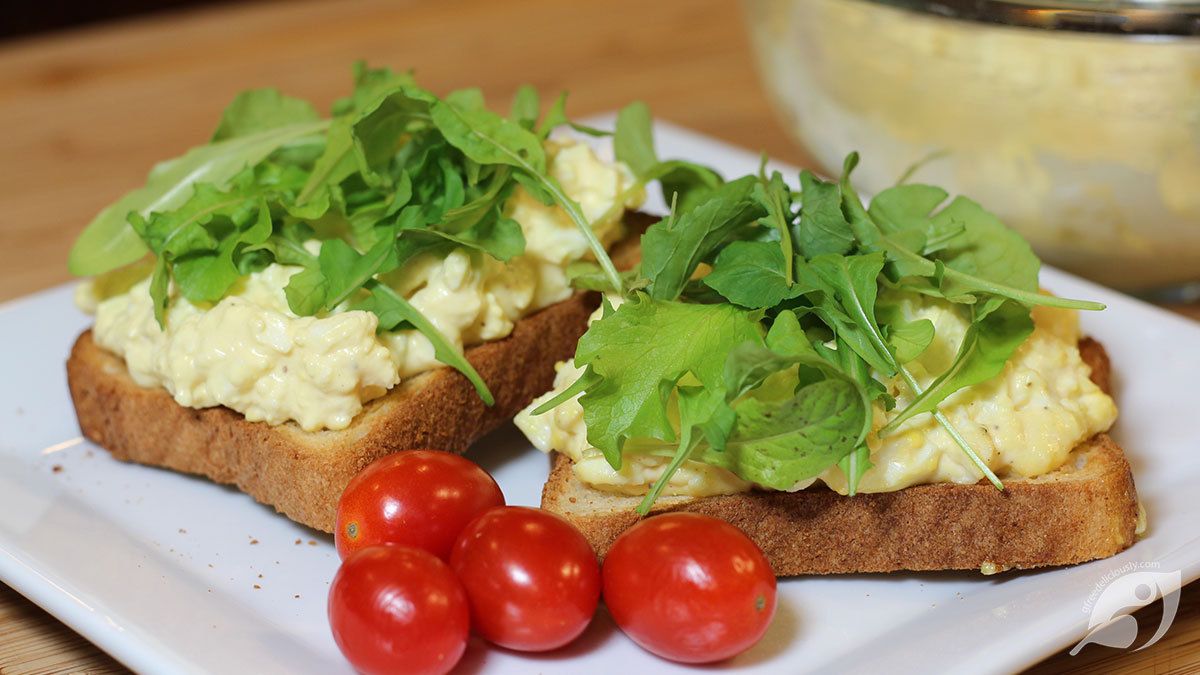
602,512,776,663
450,506,601,651
335,450,504,561
328,545,469,675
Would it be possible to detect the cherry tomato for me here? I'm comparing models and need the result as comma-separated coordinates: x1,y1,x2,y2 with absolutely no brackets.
602,512,776,663
328,545,469,675
336,450,504,561
450,506,601,651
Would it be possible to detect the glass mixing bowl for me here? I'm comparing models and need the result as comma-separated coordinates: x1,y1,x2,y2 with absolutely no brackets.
744,0,1200,296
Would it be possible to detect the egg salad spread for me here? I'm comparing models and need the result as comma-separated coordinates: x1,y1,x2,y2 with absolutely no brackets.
515,296,1117,496
76,139,643,432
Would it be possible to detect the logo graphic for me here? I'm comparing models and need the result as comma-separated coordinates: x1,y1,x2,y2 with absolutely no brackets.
1071,563,1181,655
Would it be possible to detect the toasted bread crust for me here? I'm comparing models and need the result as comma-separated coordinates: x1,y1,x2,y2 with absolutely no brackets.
67,214,650,533
69,292,593,532
541,341,1139,575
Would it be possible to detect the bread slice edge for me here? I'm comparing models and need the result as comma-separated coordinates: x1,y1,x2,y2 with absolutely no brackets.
540,338,1139,575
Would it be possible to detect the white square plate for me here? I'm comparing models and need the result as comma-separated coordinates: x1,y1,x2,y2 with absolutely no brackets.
2,120,1199,674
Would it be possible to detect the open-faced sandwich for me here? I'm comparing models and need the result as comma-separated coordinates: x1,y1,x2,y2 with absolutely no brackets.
516,114,1140,575
66,64,656,532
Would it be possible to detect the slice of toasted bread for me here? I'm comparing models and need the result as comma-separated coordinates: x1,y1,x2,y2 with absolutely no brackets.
540,338,1139,574
67,214,651,533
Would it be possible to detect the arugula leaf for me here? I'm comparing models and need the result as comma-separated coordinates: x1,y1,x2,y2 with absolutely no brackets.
129,174,274,319
866,183,948,240
294,118,356,212
148,256,170,327
838,153,1102,311
723,339,872,446
319,237,395,309
403,213,526,263
614,102,657,177
574,296,764,465
530,367,603,416
876,296,935,364
423,89,624,292
352,90,430,190
641,175,764,301
331,62,417,116
434,166,504,234
69,118,329,276
703,241,807,309
931,196,1039,298
508,85,541,131
817,334,893,409
245,229,318,269
764,308,818,358
837,446,873,496
172,201,272,304
754,167,796,285
348,172,413,249
812,333,881,496
635,384,730,513
445,87,486,113
300,78,430,213
283,266,328,317
796,252,896,375
795,169,854,258
357,281,494,405
864,183,965,259
428,95,547,174
535,91,569,139
566,262,645,295
698,378,865,490
211,88,321,142
679,385,738,452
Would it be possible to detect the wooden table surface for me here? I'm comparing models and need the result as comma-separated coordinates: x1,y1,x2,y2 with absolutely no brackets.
0,0,1196,673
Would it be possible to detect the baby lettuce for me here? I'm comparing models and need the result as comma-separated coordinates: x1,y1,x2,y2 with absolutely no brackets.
553,113,1104,511
68,63,641,406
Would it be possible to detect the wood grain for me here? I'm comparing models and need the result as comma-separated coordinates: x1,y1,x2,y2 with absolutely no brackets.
0,0,1195,673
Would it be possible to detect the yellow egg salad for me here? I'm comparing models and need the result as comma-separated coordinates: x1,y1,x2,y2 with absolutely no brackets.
77,139,643,431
